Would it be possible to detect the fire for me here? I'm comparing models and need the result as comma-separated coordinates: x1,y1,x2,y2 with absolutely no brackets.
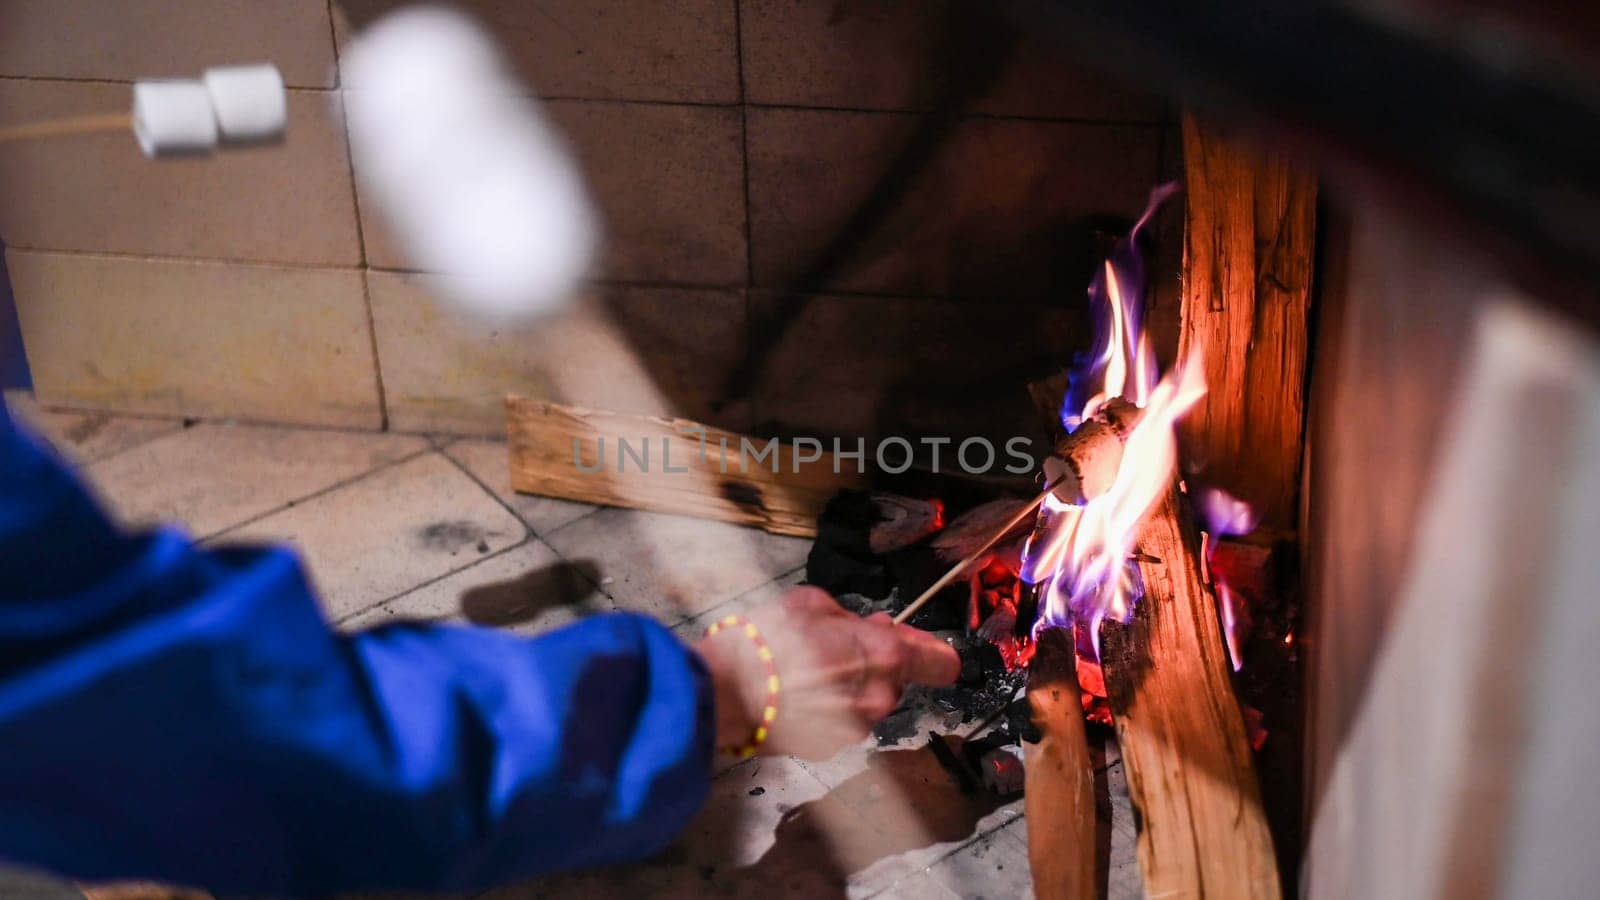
1198,486,1261,671
1022,183,1206,658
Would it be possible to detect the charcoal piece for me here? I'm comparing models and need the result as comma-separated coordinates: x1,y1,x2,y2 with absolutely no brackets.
887,542,965,629
872,705,920,746
807,490,895,598
1015,580,1041,638
1008,695,1042,744
815,490,881,555
835,592,895,617
807,541,893,598
926,732,977,794
958,652,986,685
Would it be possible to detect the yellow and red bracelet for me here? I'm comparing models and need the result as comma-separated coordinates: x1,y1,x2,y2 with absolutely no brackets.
703,614,780,759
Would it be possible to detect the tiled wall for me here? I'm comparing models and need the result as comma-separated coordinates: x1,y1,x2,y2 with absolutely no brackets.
0,0,1168,442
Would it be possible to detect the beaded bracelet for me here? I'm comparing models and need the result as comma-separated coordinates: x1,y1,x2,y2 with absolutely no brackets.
703,614,780,759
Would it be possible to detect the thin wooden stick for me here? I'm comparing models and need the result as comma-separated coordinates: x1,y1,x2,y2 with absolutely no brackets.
891,478,1060,625
0,112,130,144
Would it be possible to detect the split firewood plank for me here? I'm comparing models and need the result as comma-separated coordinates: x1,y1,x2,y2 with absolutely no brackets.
1025,625,1098,900
1179,114,1316,529
1099,488,1280,898
505,396,865,538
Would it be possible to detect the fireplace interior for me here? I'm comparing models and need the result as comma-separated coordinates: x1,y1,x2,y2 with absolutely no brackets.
4,2,1600,899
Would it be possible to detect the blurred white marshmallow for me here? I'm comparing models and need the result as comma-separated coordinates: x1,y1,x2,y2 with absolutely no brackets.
131,80,218,156
342,5,599,321
203,63,287,142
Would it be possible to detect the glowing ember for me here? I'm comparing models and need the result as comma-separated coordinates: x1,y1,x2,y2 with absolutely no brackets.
1022,183,1205,657
1198,486,1260,671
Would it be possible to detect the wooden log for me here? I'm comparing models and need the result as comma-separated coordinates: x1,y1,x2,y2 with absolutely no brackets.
1099,488,1280,898
1025,626,1098,900
505,396,865,538
1179,114,1316,530
866,493,943,554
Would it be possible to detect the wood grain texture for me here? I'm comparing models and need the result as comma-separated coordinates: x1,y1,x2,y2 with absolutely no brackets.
1100,490,1280,899
505,396,864,538
1179,115,1316,529
1025,626,1098,900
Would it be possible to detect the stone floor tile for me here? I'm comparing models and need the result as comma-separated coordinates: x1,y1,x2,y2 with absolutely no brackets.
670,567,809,642
0,864,82,899
792,673,978,795
221,452,526,620
480,758,837,899
338,539,611,636
825,741,1025,896
769,728,1027,896
444,438,598,536
81,423,427,538
541,508,810,624
917,818,1032,899
4,390,183,466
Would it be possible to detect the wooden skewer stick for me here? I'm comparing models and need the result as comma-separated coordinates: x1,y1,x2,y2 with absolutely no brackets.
0,112,130,144
891,477,1061,625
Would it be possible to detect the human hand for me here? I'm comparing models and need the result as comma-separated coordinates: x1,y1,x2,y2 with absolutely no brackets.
693,586,961,760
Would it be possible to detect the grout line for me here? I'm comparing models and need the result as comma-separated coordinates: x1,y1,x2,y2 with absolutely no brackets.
9,245,1073,308
3,397,193,467
670,564,808,632
41,406,397,438
435,444,536,542
537,93,1165,127
732,0,756,292
202,444,435,542
74,418,193,467
0,73,1165,126
0,73,337,91
857,813,1028,899
356,269,390,431
323,0,343,89
322,11,391,433
2,245,366,273
436,445,614,603
744,100,1165,127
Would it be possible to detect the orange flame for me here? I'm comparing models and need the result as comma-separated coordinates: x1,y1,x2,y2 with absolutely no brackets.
1024,262,1206,657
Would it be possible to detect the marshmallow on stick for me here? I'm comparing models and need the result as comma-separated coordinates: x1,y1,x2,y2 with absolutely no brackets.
0,63,286,152
341,5,599,321
132,63,286,155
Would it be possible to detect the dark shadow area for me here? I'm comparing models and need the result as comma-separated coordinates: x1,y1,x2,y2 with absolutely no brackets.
0,243,30,390
720,3,1026,413
715,746,1007,897
457,558,604,628
1090,742,1116,899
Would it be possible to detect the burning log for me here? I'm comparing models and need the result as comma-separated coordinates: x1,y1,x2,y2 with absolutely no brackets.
1099,489,1280,897
1024,626,1097,900
1016,176,1282,895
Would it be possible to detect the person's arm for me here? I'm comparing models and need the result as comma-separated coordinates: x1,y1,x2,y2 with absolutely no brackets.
0,405,959,895
0,408,710,894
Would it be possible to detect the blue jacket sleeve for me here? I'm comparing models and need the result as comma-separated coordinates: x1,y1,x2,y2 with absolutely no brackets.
0,407,714,895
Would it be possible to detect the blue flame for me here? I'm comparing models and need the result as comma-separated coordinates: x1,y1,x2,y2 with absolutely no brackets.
1060,182,1181,432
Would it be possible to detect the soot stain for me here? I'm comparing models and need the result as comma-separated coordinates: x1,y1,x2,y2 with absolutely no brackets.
417,520,489,554
719,480,766,511
63,415,109,444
